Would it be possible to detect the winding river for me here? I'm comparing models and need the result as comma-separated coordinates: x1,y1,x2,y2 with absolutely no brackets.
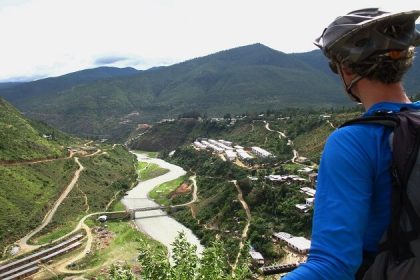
121,152,204,257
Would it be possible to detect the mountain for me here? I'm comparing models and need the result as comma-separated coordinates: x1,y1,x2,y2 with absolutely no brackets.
1,43,419,139
0,66,139,107
0,44,346,138
0,97,70,161
0,82,23,89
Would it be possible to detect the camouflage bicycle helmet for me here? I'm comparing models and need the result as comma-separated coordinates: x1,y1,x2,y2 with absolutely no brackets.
315,8,420,64
315,8,420,102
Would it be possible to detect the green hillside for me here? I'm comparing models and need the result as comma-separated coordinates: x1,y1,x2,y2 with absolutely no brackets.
2,43,419,139
0,44,346,138
0,99,137,255
0,98,68,161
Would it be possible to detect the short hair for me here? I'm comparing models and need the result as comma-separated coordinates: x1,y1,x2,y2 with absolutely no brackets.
346,48,415,84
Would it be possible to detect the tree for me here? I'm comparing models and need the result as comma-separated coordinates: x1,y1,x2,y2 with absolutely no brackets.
99,263,136,280
137,232,252,280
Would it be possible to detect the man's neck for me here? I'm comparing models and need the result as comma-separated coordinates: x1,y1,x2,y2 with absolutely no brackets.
354,80,411,111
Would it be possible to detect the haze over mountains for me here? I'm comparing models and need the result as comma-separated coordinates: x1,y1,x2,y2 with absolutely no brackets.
1,43,419,139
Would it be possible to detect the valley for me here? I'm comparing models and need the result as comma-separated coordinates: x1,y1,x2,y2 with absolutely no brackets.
1,95,359,279
2,41,416,279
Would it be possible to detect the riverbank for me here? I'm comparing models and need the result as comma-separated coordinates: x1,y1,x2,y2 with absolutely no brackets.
121,152,204,258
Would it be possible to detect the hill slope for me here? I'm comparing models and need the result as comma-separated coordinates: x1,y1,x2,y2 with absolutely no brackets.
0,44,345,138
1,43,420,139
0,98,69,161
0,98,137,254
0,66,139,109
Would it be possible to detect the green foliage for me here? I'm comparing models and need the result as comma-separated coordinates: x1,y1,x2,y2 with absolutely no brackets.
2,45,419,139
100,263,136,280
137,232,251,280
136,161,169,182
32,146,137,242
0,160,77,252
0,98,67,161
149,176,187,206
77,220,166,274
0,44,349,138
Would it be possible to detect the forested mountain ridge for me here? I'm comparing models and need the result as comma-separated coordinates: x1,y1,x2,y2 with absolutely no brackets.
0,66,139,109
1,43,419,139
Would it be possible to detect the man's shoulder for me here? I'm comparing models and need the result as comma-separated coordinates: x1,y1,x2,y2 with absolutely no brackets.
325,123,386,156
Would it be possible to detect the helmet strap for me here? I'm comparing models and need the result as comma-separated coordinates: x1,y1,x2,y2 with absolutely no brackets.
336,62,362,103
336,62,378,103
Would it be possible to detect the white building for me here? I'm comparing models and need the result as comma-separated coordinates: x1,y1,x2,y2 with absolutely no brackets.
306,197,315,207
234,145,244,150
97,215,107,222
300,187,316,197
298,167,314,173
201,140,210,147
208,139,219,145
219,140,233,147
249,250,265,265
208,144,224,153
225,150,237,161
217,143,233,151
251,146,272,158
266,174,306,183
194,141,206,149
273,232,311,254
236,149,253,161
295,204,310,211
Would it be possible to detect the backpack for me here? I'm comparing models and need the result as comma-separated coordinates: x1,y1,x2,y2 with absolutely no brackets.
341,109,420,280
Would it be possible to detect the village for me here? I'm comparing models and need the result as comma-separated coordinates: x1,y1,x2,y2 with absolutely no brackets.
191,137,317,268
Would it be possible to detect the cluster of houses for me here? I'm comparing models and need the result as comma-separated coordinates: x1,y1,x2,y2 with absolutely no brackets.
249,231,311,266
193,138,274,163
265,174,307,183
273,232,311,254
295,186,316,212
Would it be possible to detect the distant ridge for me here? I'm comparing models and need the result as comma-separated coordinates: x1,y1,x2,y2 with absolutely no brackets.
0,66,139,106
0,43,419,138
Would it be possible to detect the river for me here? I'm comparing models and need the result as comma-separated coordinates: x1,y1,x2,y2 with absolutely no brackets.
121,152,204,257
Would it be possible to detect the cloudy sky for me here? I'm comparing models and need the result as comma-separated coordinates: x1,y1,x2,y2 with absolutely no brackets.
0,0,419,82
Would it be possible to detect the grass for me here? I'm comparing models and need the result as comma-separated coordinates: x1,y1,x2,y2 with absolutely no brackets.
133,150,159,158
136,161,169,181
282,163,301,174
77,220,166,274
0,159,78,253
148,176,187,206
30,146,137,245
0,98,68,161
112,201,126,211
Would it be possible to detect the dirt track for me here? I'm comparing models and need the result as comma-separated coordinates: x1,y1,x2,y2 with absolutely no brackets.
231,180,251,270
17,157,85,254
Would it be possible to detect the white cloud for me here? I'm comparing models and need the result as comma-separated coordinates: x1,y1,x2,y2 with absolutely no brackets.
0,0,419,81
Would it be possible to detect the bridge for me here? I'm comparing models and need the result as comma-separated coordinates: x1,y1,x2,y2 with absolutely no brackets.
128,205,183,219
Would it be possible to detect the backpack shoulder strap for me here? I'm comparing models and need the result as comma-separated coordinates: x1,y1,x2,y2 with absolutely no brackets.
340,114,400,129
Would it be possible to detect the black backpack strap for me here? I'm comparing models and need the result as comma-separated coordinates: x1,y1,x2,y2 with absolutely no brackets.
340,114,400,129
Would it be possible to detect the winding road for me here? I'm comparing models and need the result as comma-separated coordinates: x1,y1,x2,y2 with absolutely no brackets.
230,180,251,271
17,157,85,254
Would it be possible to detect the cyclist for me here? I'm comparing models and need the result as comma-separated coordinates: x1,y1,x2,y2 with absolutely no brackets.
282,8,420,280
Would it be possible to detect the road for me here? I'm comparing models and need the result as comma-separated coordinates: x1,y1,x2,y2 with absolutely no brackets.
230,180,251,271
17,157,85,254
263,120,299,163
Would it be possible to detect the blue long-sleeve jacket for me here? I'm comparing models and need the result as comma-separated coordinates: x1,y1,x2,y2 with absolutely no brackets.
282,102,420,280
